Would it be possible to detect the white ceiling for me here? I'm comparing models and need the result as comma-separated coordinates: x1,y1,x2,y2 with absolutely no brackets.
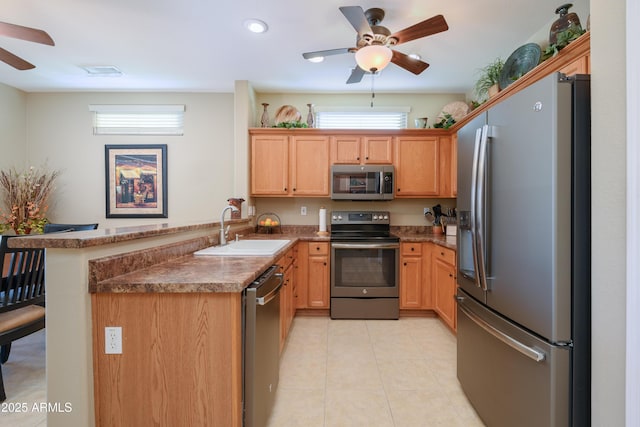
0,0,587,94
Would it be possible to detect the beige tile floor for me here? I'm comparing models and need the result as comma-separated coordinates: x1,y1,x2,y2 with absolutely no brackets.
1,328,47,427
4,317,485,427
268,316,486,427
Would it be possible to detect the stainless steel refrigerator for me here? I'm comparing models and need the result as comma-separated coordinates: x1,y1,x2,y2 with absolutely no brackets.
456,72,590,427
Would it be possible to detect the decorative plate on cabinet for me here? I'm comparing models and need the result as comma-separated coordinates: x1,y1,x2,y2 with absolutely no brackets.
438,101,470,122
499,43,542,90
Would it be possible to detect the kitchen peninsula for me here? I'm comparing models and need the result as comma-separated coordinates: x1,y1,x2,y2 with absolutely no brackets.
9,221,455,426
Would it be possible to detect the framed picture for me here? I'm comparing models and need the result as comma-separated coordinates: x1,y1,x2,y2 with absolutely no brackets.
105,144,168,218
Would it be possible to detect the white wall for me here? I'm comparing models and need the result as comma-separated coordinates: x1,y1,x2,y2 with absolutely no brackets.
254,92,466,129
24,92,235,228
591,0,627,425
0,83,27,170
255,197,456,227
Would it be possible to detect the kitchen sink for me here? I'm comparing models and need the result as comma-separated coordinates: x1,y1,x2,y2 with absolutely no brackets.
193,239,291,256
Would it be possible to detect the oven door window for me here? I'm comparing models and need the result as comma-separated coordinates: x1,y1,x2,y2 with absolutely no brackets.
333,247,396,287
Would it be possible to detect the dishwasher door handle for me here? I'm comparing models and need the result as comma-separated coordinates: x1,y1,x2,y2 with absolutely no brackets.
256,273,284,305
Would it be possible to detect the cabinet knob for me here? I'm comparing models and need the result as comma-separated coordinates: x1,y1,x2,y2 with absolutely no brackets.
403,262,407,266
365,156,369,160
323,262,327,266
293,188,296,192
449,273,453,277
284,187,287,191
410,247,415,251
357,156,360,160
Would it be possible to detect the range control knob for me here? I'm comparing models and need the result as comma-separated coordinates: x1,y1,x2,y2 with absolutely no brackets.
383,215,389,220
362,288,368,295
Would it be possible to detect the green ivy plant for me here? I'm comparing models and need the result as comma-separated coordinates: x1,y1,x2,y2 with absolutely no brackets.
542,24,586,60
273,121,308,129
433,113,456,129
474,58,505,102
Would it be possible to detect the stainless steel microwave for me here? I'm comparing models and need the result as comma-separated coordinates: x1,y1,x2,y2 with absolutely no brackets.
331,165,394,200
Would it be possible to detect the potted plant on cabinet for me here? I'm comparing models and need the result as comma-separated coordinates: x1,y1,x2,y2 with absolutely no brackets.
475,58,505,102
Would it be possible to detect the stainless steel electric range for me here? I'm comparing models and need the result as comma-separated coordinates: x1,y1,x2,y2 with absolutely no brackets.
330,210,400,319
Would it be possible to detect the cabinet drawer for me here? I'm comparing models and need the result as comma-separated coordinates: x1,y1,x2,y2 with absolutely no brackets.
401,242,422,256
308,242,329,256
434,246,455,265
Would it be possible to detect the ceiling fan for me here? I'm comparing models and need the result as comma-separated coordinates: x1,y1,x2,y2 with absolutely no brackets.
0,21,55,70
302,6,448,84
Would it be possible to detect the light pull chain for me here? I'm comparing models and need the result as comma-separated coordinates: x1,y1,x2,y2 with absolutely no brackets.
370,72,376,108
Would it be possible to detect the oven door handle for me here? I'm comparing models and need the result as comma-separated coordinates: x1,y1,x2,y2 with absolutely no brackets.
331,242,400,250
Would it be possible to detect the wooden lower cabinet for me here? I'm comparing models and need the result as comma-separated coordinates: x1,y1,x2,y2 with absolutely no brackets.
433,246,457,331
399,242,434,310
92,292,243,427
293,241,330,310
278,248,296,352
307,242,330,308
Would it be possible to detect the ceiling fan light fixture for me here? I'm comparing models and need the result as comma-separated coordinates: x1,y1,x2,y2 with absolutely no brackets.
355,45,392,73
243,19,268,33
307,56,324,63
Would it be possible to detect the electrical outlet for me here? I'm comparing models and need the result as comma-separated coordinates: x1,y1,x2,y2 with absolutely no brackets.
105,326,122,354
300,206,307,216
424,208,431,216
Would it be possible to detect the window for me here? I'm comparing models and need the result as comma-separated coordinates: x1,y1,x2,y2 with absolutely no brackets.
89,104,185,135
314,106,410,129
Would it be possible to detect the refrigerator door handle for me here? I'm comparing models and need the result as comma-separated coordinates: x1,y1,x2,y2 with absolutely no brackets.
469,127,483,288
475,125,490,291
459,303,546,362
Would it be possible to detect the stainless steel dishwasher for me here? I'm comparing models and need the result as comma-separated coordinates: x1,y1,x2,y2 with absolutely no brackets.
243,265,283,427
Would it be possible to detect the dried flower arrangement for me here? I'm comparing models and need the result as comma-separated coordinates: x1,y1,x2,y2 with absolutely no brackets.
0,164,60,234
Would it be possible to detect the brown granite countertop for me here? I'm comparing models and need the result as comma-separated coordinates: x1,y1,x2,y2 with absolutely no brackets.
93,237,300,293
89,225,453,294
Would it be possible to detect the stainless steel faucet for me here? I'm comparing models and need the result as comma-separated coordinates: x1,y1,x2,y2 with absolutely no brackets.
220,205,239,245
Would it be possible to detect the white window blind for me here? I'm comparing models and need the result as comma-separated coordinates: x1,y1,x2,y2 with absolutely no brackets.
314,107,409,129
89,104,185,135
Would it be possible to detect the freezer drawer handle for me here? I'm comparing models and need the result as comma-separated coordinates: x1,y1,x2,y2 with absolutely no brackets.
460,304,546,362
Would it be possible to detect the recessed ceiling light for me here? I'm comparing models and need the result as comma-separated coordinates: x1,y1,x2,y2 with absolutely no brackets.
307,56,324,63
408,53,422,61
244,19,268,33
81,65,123,76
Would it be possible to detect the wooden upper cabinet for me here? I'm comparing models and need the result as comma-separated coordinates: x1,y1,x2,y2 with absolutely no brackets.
290,135,330,196
362,136,393,164
251,134,289,195
331,135,393,164
559,53,590,76
438,135,455,198
394,136,439,197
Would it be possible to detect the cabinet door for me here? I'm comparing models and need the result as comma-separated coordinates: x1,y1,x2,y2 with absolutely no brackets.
307,255,329,308
400,255,422,309
434,257,456,331
251,135,289,195
295,242,308,309
438,135,455,197
291,136,330,196
332,136,362,164
559,54,590,76
394,136,439,196
363,136,393,164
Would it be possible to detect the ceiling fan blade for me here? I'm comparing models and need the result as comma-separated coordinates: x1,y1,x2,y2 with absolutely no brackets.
303,48,353,60
391,50,429,75
390,14,448,45
0,21,55,46
339,6,372,35
0,47,35,70
346,66,366,84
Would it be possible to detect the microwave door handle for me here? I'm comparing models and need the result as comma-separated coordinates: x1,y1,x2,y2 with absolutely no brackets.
470,127,483,289
379,171,384,195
